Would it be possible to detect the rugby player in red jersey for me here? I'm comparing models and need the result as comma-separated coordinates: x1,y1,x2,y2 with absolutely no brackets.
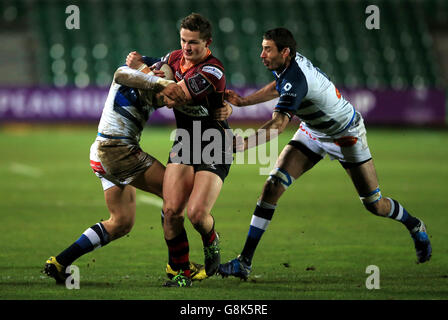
127,13,232,287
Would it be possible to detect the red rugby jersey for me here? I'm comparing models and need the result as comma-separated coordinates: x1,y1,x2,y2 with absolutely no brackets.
164,49,228,129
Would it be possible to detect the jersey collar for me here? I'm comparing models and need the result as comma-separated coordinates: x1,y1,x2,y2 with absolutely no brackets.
180,48,212,74
273,57,293,78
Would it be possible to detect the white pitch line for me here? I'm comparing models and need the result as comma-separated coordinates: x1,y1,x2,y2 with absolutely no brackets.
137,194,163,208
10,162,42,178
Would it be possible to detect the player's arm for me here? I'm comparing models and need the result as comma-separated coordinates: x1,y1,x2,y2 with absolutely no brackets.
114,66,173,90
225,81,279,107
234,75,307,151
235,111,290,151
114,66,187,107
126,51,166,77
178,70,232,120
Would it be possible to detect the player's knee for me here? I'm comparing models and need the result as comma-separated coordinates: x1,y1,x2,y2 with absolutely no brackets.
360,189,389,217
163,205,183,217
105,216,134,239
163,207,185,224
262,168,293,200
187,206,208,226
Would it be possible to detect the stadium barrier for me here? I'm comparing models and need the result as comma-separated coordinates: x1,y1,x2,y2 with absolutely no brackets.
0,87,445,126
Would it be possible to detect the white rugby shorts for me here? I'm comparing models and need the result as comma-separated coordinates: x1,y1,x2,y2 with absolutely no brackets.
290,111,372,165
89,139,156,190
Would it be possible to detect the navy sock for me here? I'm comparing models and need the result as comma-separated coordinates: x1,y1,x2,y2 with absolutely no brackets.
386,198,420,231
241,201,276,264
56,222,110,266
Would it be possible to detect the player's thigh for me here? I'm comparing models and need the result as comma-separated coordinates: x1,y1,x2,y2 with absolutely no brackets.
131,158,166,198
345,159,380,196
162,163,195,214
103,184,137,228
275,144,318,179
186,170,223,220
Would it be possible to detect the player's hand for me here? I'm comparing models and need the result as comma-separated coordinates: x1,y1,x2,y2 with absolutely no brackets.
152,69,166,77
225,89,245,106
161,83,187,107
233,134,245,153
126,51,144,69
148,63,166,78
213,101,233,121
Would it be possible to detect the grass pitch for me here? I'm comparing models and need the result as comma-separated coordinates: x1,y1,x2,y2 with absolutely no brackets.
0,124,447,301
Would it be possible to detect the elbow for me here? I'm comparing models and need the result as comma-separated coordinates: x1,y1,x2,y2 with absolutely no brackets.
113,67,126,84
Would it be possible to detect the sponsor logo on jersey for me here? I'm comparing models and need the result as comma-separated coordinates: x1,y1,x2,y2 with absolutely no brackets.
283,82,292,91
335,87,342,99
188,73,211,95
175,71,183,80
202,66,223,80
177,105,209,117
280,92,297,97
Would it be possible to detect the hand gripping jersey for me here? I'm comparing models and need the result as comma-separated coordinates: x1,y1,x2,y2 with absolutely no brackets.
273,52,356,137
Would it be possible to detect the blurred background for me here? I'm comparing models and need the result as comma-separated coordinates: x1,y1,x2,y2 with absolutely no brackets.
0,0,447,125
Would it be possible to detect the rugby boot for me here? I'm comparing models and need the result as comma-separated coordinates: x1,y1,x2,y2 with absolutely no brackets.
203,233,221,276
166,261,208,281
410,219,432,263
163,271,192,287
43,256,69,284
218,255,252,280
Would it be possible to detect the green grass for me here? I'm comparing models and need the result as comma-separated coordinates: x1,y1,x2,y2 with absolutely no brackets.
0,124,447,300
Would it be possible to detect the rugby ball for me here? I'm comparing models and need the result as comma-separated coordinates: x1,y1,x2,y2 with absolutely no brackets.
139,62,175,107
149,61,174,81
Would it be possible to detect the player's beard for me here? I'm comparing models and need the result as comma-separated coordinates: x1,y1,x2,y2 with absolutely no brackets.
266,61,287,73
263,56,287,72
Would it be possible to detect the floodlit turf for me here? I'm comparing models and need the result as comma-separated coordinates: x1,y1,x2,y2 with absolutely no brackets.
0,124,447,300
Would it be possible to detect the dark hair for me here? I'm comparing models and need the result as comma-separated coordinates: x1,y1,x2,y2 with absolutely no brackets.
263,28,296,58
180,13,212,41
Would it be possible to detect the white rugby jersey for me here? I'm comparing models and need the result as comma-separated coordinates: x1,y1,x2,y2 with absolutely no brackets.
97,82,158,143
274,52,355,136
97,57,162,143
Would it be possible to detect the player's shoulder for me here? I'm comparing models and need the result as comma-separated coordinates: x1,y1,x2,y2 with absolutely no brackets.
203,54,224,70
197,55,225,81
166,49,183,63
278,57,307,87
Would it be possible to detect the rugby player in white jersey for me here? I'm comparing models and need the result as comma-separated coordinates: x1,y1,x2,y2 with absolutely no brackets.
44,58,232,284
218,28,432,280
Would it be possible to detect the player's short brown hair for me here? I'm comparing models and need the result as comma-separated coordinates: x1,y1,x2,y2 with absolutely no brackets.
180,13,212,41
263,28,296,58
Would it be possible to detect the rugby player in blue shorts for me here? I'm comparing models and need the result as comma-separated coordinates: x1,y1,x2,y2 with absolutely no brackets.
218,28,432,280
